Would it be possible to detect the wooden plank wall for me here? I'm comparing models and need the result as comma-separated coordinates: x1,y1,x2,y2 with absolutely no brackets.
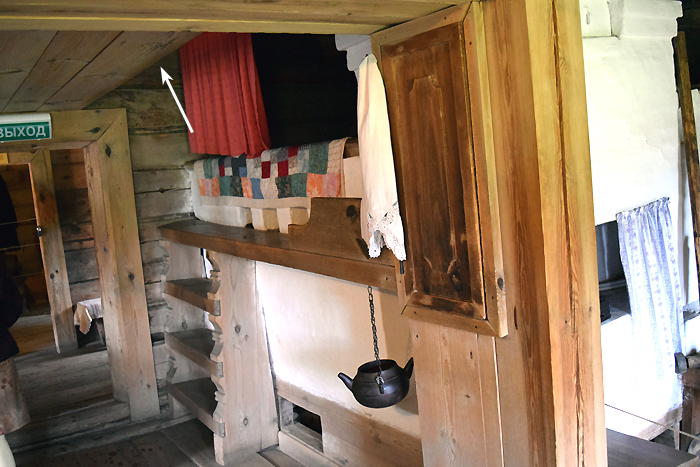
51,51,200,412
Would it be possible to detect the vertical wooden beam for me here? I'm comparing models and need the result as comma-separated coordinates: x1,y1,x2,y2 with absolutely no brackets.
674,32,700,285
84,109,159,421
482,0,607,464
28,149,77,353
207,252,278,465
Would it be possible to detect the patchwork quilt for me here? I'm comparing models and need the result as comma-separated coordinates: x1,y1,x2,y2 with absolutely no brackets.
194,138,347,207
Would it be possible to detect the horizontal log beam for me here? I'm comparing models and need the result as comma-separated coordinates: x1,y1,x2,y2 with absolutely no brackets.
0,0,458,33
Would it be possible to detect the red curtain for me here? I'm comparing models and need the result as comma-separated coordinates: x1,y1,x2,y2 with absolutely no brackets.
180,33,271,156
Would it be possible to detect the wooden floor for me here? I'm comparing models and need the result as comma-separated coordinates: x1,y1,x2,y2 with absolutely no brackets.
6,340,123,459
16,419,303,467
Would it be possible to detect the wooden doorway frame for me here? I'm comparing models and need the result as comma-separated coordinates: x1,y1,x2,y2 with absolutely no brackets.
1,109,160,421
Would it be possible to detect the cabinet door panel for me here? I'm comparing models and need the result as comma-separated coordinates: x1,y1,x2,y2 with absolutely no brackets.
383,24,485,320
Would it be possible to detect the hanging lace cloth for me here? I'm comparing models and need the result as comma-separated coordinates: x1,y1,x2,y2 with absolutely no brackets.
357,54,406,261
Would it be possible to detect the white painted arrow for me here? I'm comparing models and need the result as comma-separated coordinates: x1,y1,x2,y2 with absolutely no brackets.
161,67,193,133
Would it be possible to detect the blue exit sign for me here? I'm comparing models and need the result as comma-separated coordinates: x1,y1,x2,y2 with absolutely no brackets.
0,113,51,143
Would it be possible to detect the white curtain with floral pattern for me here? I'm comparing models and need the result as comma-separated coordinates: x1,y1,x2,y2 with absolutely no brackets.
617,197,684,411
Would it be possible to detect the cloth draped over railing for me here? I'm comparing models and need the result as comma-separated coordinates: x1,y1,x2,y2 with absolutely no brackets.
180,32,270,156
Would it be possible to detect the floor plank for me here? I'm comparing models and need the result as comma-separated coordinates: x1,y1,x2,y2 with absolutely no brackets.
13,417,283,467
19,451,82,467
607,429,699,467
131,431,200,467
73,441,147,467
15,345,112,418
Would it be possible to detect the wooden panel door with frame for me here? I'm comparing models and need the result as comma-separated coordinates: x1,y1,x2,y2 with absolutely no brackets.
373,3,506,337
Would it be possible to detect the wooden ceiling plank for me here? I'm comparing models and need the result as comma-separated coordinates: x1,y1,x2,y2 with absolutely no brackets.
39,31,199,112
0,31,56,112
4,31,121,113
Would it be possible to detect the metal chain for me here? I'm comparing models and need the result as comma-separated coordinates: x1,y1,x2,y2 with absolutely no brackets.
368,285,385,393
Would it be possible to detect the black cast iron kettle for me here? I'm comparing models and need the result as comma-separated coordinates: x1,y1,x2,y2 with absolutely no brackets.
338,286,414,409
338,357,414,409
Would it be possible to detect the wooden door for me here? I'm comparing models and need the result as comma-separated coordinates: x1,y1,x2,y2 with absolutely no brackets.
374,5,506,337
5,151,77,353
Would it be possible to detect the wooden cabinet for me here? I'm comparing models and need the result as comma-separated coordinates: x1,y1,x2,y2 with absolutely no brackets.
373,4,507,337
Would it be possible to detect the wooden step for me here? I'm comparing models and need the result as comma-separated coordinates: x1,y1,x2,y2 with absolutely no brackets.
260,446,305,467
6,398,130,453
164,278,220,315
168,378,224,437
165,329,222,377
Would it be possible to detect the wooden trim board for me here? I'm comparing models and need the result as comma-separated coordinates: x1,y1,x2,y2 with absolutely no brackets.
0,2,459,35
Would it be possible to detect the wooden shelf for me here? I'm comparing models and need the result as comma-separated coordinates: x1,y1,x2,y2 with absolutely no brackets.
164,278,220,315
165,329,222,378
159,218,397,291
168,378,223,437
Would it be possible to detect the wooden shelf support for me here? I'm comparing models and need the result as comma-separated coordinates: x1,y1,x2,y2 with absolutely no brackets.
165,329,222,378
164,278,220,316
167,378,223,437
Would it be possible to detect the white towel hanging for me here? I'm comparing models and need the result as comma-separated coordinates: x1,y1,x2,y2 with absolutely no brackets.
357,54,406,261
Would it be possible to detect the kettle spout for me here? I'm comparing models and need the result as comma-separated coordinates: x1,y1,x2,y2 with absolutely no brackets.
338,372,354,391
403,357,414,379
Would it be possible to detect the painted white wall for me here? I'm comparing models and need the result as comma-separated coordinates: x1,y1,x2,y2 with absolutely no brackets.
582,0,695,304
256,263,420,437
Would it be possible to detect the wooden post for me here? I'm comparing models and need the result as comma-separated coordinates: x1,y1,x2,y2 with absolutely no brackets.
28,149,77,353
374,0,605,464
207,252,278,465
674,32,700,287
482,0,607,463
84,109,160,421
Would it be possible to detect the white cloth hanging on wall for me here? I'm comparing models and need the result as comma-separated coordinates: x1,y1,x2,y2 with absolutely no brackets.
616,197,684,418
357,54,406,261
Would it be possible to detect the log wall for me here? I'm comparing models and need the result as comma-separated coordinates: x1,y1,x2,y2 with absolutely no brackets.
47,51,203,412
